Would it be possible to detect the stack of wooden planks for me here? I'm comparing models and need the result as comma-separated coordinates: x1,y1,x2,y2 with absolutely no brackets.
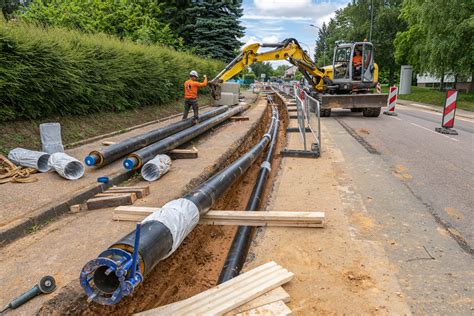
72,186,150,211
113,206,325,228
135,261,293,316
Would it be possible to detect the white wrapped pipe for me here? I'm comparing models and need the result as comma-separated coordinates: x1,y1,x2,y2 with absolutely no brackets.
141,154,171,182
40,122,64,154
8,148,51,172
48,153,85,180
142,198,200,256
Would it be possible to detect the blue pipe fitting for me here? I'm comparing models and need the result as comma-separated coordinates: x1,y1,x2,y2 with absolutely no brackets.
79,224,143,305
123,157,138,170
85,155,97,167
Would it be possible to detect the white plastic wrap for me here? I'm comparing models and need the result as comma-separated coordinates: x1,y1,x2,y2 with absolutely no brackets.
40,123,64,154
8,148,51,172
141,154,172,182
48,152,85,180
142,198,200,256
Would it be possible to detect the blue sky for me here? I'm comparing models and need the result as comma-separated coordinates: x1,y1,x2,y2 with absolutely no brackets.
240,0,350,68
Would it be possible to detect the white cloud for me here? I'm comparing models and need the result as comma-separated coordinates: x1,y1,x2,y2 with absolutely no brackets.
242,15,312,21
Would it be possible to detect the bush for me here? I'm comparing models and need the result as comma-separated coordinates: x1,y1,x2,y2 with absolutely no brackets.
0,19,223,121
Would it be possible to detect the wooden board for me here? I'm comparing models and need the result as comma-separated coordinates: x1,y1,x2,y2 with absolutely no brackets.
235,301,292,316
101,141,116,146
225,287,290,315
229,116,250,121
113,207,324,227
136,262,293,316
107,186,150,198
168,146,198,159
87,193,137,210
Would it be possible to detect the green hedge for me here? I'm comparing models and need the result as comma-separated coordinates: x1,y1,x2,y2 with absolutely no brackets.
0,19,223,121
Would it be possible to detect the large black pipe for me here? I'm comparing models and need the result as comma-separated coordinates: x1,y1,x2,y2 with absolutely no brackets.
123,105,248,170
80,103,278,305
85,106,228,167
217,101,279,283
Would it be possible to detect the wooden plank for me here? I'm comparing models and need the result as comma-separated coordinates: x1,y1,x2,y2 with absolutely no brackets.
101,141,116,146
168,147,198,159
69,204,81,213
107,186,150,198
87,193,136,210
229,116,250,121
225,287,290,315
113,207,325,227
236,301,292,316
136,262,293,316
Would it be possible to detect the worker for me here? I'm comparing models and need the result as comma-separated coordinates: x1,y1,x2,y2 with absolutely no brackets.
353,49,362,78
183,70,208,122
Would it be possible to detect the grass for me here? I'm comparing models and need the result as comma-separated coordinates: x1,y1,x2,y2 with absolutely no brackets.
381,85,474,112
0,95,212,156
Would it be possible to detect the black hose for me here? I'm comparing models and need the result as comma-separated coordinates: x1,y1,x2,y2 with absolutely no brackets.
217,100,280,283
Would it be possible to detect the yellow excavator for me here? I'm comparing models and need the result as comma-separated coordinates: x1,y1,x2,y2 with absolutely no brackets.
210,38,387,117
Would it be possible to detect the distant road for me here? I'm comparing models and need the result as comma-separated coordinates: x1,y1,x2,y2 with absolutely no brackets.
332,104,474,253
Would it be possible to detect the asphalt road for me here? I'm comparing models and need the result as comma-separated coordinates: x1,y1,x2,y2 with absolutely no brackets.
332,105,474,254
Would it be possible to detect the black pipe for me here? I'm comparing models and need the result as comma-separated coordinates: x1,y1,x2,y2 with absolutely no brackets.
85,106,228,167
218,100,280,283
123,105,248,170
184,107,278,214
80,103,278,305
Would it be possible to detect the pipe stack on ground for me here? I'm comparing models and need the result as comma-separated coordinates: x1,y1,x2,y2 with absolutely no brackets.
80,103,278,305
123,104,249,170
218,99,279,283
85,107,228,168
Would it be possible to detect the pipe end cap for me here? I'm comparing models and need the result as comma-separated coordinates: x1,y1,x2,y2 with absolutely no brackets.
123,159,135,170
85,155,96,166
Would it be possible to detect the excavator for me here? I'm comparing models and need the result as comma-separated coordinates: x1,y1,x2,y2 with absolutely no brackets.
209,38,387,117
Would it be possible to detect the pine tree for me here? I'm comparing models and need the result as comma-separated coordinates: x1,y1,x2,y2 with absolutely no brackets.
184,0,245,62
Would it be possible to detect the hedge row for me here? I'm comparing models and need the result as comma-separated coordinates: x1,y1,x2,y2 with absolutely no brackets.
0,19,223,121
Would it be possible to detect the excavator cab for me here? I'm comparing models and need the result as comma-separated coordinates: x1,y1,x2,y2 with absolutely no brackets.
332,42,375,89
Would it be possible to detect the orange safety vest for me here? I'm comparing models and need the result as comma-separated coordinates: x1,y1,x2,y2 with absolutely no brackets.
184,77,208,99
353,55,362,65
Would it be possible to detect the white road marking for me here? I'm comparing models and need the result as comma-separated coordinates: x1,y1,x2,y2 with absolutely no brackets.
410,123,459,142
389,116,402,121
399,104,474,123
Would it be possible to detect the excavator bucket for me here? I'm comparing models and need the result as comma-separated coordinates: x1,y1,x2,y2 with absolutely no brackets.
209,82,222,100
320,93,388,109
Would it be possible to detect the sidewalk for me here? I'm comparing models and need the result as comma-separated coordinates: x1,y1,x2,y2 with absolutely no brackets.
244,118,411,314
397,99,474,120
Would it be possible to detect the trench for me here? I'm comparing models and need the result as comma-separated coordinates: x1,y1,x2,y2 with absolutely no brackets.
38,94,289,315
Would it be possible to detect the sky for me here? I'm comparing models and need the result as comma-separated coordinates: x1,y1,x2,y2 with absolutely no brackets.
240,0,350,68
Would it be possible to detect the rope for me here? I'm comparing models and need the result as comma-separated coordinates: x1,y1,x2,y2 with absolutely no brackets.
0,154,38,184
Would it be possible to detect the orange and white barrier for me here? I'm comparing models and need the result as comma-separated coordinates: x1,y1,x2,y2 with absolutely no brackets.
383,86,398,116
435,89,458,135
376,83,381,94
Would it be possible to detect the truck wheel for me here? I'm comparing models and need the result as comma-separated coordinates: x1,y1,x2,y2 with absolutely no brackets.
351,108,363,112
362,107,381,117
320,108,331,117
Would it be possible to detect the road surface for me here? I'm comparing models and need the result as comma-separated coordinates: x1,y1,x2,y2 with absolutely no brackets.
324,104,473,313
333,104,474,253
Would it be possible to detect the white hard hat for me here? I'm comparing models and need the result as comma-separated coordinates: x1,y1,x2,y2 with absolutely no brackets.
189,70,199,78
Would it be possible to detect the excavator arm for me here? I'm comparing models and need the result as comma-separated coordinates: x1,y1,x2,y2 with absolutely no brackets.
210,38,331,99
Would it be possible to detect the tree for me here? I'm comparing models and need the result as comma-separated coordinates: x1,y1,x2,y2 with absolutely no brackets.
394,0,473,90
250,62,273,81
17,0,182,47
184,0,245,61
273,65,290,77
315,0,406,86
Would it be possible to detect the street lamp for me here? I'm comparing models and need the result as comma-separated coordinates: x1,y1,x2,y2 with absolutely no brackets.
309,24,326,66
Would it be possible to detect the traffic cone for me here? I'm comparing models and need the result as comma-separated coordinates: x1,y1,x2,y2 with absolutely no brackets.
435,89,458,135
383,86,398,116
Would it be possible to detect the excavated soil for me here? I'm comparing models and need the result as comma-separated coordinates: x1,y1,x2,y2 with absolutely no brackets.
38,96,288,315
